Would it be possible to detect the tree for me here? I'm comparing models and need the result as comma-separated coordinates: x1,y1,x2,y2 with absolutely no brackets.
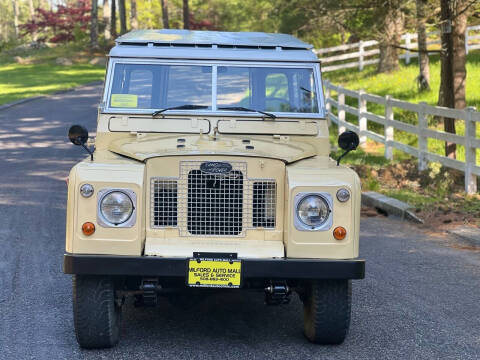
118,0,126,34
12,0,19,38
110,0,117,38
91,0,99,48
161,0,169,29
377,1,404,73
103,0,110,40
130,0,138,29
183,0,189,29
437,0,472,158
416,0,430,91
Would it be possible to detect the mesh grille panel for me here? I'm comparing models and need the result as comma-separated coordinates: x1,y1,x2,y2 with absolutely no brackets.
253,181,276,228
151,179,177,227
187,170,244,235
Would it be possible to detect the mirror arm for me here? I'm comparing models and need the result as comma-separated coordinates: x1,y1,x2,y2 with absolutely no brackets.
336,145,354,166
80,141,94,161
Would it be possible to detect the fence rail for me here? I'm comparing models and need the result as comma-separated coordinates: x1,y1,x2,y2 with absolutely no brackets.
315,25,480,72
324,80,480,194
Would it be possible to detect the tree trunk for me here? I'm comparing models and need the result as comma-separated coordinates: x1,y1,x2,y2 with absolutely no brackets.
130,0,138,29
161,0,169,29
28,0,38,41
183,0,189,30
453,0,468,110
118,0,127,34
416,0,430,91
103,0,111,40
377,5,403,73
12,0,19,38
438,0,456,158
111,0,117,38
90,0,99,49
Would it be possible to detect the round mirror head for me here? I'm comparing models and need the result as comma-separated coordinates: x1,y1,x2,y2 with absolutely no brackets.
338,131,359,151
68,125,88,146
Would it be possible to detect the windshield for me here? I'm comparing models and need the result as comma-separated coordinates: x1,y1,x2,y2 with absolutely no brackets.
108,63,319,114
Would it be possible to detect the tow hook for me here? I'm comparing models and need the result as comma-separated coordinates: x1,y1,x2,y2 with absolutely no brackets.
135,278,161,307
264,281,291,305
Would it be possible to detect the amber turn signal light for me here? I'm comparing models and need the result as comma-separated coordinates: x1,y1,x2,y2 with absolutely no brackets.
82,222,95,236
333,226,347,240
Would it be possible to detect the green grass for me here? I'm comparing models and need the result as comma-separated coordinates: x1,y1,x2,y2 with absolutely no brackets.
324,52,480,108
0,44,106,105
324,52,480,164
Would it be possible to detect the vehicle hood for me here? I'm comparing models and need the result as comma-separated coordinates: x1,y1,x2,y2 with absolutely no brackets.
108,134,316,163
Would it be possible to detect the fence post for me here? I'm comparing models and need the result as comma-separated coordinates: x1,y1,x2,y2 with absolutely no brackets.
418,102,428,171
358,90,367,148
358,41,364,71
325,81,331,126
404,33,411,64
465,106,477,194
338,91,346,135
384,95,394,160
465,27,469,55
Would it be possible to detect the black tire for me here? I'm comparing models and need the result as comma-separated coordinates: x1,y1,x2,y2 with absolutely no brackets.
72,275,121,349
302,279,351,345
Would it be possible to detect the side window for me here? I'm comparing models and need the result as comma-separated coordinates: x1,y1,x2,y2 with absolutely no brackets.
265,73,290,112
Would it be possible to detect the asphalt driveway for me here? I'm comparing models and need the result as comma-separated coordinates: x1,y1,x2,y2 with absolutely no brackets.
0,84,479,359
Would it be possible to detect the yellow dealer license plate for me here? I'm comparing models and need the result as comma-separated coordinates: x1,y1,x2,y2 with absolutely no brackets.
187,258,242,288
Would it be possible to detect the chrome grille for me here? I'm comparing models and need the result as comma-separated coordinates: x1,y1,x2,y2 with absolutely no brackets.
150,161,277,236
151,179,177,227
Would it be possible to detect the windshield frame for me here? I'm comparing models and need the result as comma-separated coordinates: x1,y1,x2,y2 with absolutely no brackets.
102,58,325,118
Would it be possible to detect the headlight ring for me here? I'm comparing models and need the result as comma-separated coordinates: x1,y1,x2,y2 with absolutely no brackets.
294,192,333,231
97,189,137,227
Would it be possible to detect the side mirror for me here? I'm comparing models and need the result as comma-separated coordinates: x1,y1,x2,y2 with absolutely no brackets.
336,131,359,166
68,125,93,160
68,125,89,146
338,131,359,151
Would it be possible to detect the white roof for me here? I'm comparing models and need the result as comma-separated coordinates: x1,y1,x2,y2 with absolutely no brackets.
110,29,318,63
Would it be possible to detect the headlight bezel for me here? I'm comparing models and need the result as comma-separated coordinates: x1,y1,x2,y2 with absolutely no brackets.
293,192,333,231
97,188,137,228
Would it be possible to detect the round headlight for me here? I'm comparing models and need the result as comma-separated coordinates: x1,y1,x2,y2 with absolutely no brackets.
297,195,330,228
80,183,94,198
100,191,134,225
336,188,350,202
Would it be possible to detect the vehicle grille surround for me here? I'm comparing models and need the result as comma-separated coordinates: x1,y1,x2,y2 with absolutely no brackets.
151,161,277,236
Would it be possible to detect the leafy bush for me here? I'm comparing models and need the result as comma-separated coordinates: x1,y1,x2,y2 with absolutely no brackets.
19,0,91,43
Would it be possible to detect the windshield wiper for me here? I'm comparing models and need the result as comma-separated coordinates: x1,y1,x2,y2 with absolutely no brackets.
152,104,208,117
217,106,276,119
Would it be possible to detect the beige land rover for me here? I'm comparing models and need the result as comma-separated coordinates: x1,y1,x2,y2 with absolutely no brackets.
64,29,364,349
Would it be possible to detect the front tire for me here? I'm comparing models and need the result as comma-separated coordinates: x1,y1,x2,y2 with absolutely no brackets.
302,280,351,344
73,275,121,349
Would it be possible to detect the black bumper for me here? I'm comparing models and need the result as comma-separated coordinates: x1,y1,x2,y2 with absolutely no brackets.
64,254,365,280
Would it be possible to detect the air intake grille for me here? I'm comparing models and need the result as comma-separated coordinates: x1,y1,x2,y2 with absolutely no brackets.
151,179,177,227
253,181,276,228
150,161,277,236
187,170,244,235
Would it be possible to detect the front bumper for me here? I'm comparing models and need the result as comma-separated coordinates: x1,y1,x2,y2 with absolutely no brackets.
64,254,365,280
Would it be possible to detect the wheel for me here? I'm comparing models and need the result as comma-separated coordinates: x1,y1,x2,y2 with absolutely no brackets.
72,275,121,348
302,280,351,345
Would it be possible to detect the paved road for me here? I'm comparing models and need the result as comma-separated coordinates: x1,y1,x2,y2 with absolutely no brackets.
0,84,479,359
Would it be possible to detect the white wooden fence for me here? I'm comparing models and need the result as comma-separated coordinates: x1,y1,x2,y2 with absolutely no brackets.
316,25,480,72
324,80,480,194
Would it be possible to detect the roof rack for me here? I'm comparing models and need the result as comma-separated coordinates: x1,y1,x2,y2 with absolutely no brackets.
115,29,313,51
